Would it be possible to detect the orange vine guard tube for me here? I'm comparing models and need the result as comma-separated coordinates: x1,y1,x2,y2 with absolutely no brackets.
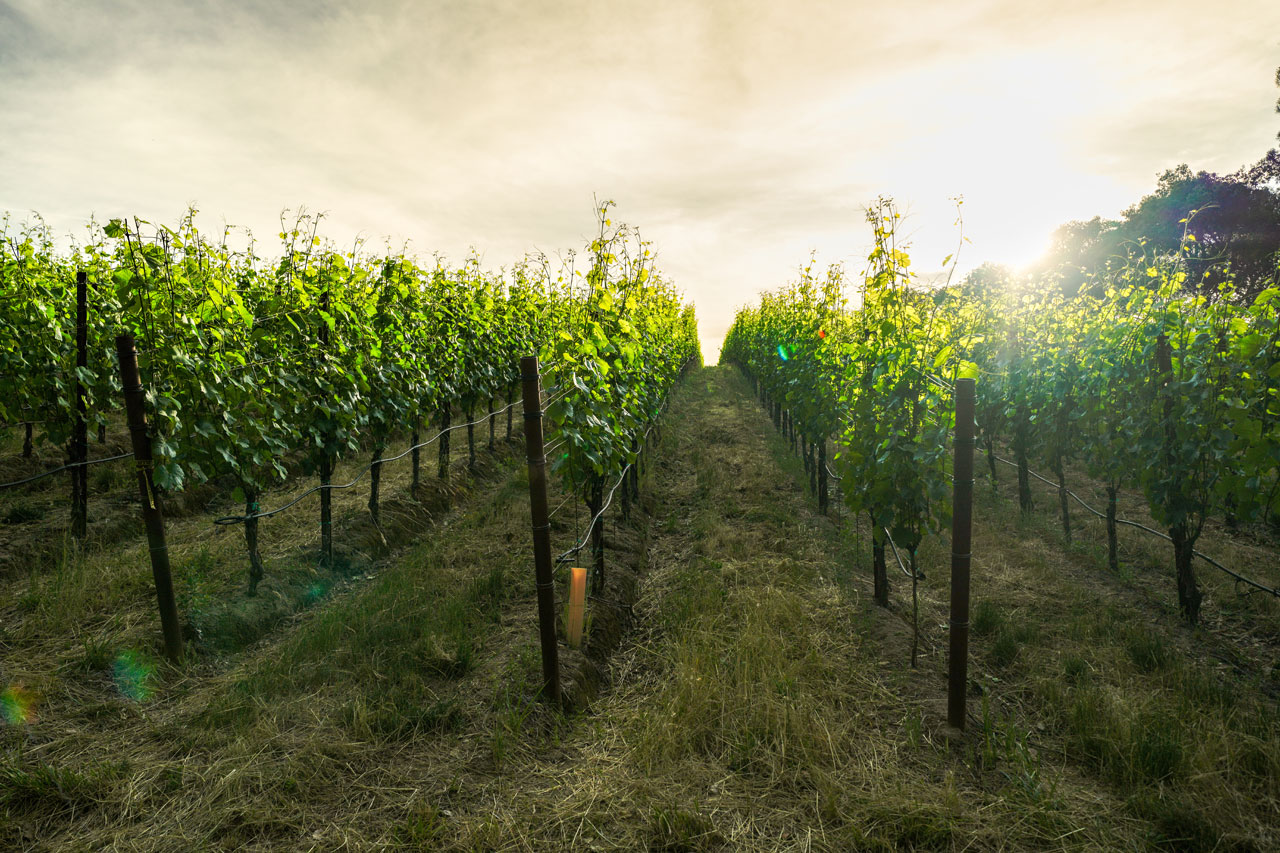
567,567,587,648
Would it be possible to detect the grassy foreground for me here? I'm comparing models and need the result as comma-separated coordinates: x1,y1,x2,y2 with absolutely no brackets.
2,366,1277,850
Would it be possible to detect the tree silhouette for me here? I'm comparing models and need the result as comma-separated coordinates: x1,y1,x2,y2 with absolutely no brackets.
1034,66,1280,301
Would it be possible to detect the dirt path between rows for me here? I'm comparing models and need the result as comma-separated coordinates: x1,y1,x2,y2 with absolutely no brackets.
422,367,1159,851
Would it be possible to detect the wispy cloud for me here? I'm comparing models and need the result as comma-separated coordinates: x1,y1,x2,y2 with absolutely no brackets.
2,0,1278,357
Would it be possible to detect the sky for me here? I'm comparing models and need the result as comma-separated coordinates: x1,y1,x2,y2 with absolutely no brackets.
2,1,1278,361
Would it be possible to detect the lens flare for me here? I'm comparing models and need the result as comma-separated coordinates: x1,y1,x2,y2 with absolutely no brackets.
817,328,826,339
777,344,789,361
112,651,155,701
1,684,38,725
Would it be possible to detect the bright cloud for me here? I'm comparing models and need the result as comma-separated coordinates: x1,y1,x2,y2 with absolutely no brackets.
2,0,1277,360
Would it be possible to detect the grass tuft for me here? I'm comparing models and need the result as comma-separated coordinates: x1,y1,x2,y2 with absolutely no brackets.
989,630,1020,668
397,803,446,846
1129,793,1220,852
0,756,124,813
3,500,45,524
1062,654,1090,685
971,600,1003,637
1124,625,1171,673
78,633,114,671
648,802,723,852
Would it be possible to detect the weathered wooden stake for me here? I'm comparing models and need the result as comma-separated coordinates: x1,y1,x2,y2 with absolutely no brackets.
116,333,184,664
245,488,264,595
506,386,514,440
620,465,631,521
520,356,561,705
817,440,828,515
1105,485,1119,572
70,271,89,541
630,437,640,502
1056,462,1071,542
368,444,384,531
318,451,333,567
466,402,477,471
588,475,605,593
410,412,421,494
1156,333,1201,624
1014,419,1032,513
947,377,976,731
488,398,496,452
807,439,817,495
318,289,333,568
872,522,888,607
439,405,451,482
984,435,998,491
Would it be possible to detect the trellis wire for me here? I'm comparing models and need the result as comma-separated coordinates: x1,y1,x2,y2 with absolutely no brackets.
819,402,1280,594
989,453,1277,597
552,462,634,565
0,452,133,491
882,526,923,580
213,396,525,525
549,380,676,566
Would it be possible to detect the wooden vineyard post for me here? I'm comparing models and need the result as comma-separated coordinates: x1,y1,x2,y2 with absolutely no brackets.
872,525,889,607
488,397,496,452
116,333,184,664
947,377,976,731
807,439,816,495
368,445,384,532
1156,332,1201,624
590,474,605,593
817,439,828,515
410,411,421,494
317,289,333,568
629,437,640,502
1105,486,1119,572
520,356,561,705
318,449,333,567
438,404,451,482
466,402,476,471
507,386,514,440
70,271,89,541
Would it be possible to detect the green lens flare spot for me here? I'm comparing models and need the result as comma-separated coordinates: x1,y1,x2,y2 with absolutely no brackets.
1,683,38,725
112,650,156,702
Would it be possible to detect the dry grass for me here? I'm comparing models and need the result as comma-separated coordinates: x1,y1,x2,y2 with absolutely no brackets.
0,396,650,850
939,484,1280,850
373,368,1161,850
484,367,1139,852
809,380,1280,851
0,404,519,660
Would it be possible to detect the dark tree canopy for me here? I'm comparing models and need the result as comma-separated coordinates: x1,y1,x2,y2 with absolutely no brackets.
1028,67,1280,302
1119,165,1280,297
1040,216,1121,296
